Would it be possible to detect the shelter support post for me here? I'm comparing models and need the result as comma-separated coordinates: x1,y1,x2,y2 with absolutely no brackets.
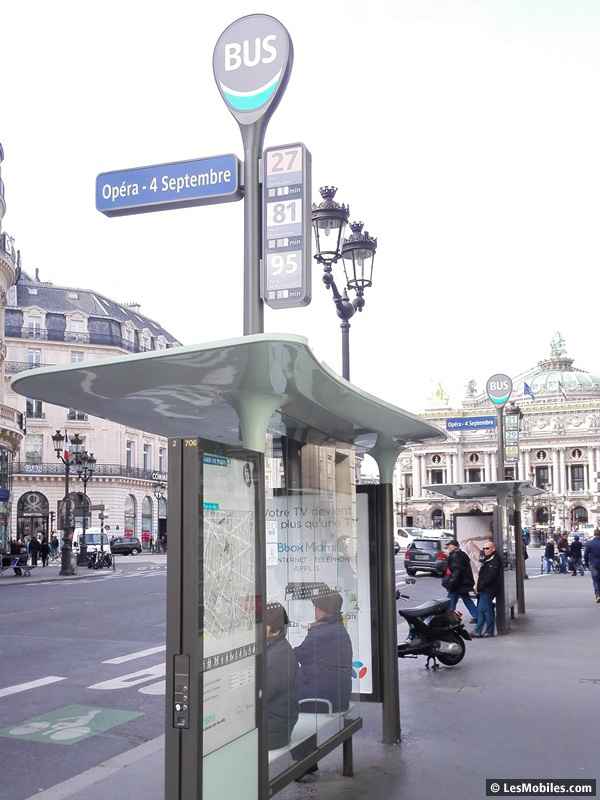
233,391,280,453
514,495,526,615
370,443,402,745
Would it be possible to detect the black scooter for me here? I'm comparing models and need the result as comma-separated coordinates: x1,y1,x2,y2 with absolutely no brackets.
397,584,472,670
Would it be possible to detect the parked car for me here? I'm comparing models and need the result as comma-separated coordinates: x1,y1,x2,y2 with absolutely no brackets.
72,528,110,553
394,527,422,553
110,536,142,555
404,537,451,577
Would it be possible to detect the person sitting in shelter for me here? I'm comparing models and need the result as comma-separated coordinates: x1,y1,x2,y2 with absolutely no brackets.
295,590,352,713
264,602,299,750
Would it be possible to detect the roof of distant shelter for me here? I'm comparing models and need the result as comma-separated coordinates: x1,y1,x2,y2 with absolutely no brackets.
425,481,544,500
11,271,179,345
12,334,446,453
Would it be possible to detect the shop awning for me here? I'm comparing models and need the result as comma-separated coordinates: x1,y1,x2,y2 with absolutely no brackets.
12,334,445,454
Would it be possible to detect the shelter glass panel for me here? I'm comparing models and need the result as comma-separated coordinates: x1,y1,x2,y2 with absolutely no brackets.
265,431,360,782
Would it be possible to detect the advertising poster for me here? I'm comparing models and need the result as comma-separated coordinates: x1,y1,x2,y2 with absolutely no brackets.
201,455,257,756
455,513,494,581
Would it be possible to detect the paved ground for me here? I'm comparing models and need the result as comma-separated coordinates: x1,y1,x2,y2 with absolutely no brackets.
0,559,167,800
4,549,599,800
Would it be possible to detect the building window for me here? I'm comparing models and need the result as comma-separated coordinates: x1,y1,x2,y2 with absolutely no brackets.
570,464,585,492
71,351,84,363
143,444,152,472
431,509,444,529
24,314,43,338
572,505,588,525
403,473,413,499
67,409,88,421
126,440,136,469
142,496,153,549
536,450,547,461
24,434,43,464
504,466,516,480
26,399,43,419
27,349,41,367
430,469,444,484
467,468,482,483
124,494,136,537
535,465,550,489
159,447,166,474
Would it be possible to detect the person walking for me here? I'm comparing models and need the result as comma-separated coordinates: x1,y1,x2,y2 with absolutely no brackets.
543,538,555,574
474,540,503,638
29,535,39,567
583,529,600,602
557,534,569,573
51,534,59,560
569,535,584,576
40,537,49,567
443,540,478,622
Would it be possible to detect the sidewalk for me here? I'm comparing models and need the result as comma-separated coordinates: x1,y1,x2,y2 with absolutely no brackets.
0,553,167,587
26,573,600,800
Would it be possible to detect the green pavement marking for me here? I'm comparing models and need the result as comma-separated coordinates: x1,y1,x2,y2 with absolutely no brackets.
0,704,143,745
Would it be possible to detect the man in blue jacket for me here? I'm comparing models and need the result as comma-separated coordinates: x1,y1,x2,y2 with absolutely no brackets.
583,529,600,603
295,591,352,713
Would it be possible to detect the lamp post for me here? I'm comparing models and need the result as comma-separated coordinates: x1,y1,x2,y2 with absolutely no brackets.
75,449,96,566
312,187,377,382
51,430,83,576
153,481,166,553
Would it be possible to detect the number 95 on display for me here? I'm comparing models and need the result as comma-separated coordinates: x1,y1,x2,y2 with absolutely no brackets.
266,252,300,290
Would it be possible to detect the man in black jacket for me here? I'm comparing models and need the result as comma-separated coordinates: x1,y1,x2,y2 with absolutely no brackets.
584,529,600,602
569,535,584,576
474,540,503,638
444,540,478,622
265,603,299,750
543,538,556,574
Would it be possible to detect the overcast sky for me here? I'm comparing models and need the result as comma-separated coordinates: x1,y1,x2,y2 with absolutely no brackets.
2,0,599,411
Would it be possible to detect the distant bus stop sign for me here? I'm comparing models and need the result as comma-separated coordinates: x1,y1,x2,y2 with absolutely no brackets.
96,154,242,217
261,142,312,308
486,373,513,407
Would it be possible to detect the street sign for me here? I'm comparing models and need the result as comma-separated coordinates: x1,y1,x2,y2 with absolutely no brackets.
96,154,242,217
261,142,312,308
213,14,293,127
446,416,497,432
486,374,513,407
90,504,105,512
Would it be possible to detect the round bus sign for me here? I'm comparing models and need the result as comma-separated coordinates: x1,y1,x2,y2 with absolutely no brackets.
486,373,513,407
213,14,293,127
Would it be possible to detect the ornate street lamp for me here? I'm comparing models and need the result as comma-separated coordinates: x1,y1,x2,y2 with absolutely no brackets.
76,450,96,565
312,187,377,382
52,430,83,576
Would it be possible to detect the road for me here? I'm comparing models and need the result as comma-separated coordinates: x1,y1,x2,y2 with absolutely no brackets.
0,558,167,800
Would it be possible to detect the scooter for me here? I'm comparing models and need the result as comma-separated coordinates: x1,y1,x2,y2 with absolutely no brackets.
397,583,471,670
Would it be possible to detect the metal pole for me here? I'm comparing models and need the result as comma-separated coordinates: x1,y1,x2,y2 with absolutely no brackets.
341,320,350,382
496,407,505,481
377,483,401,744
241,125,265,336
514,495,526,614
60,459,74,576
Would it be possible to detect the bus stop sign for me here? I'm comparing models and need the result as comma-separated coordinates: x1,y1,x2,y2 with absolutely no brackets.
486,374,513,407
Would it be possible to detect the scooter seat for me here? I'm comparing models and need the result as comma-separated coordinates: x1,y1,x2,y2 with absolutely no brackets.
399,599,450,619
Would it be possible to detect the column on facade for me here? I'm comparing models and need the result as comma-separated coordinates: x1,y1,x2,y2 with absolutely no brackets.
595,447,600,493
420,455,428,491
489,450,497,482
551,449,559,492
588,447,595,492
485,452,491,482
519,450,526,482
457,444,464,485
559,449,567,493
446,453,453,484
524,449,531,483
413,454,422,499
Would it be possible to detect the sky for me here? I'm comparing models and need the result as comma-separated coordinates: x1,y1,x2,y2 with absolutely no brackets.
1,0,599,412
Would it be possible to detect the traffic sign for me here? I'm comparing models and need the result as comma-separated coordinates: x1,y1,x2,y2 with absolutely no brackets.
486,374,513,407
213,14,293,127
261,142,312,308
96,154,242,217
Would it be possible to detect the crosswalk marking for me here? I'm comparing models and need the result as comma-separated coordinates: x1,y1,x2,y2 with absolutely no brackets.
0,676,66,699
138,680,165,696
103,645,166,665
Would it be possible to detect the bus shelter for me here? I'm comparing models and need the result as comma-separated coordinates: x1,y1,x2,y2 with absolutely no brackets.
424,481,543,633
13,333,444,800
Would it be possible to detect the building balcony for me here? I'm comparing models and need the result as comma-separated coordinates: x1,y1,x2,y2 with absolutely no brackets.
13,462,164,482
5,326,158,353
4,361,54,375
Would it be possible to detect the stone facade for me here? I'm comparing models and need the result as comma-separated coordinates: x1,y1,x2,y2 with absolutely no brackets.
394,336,600,533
